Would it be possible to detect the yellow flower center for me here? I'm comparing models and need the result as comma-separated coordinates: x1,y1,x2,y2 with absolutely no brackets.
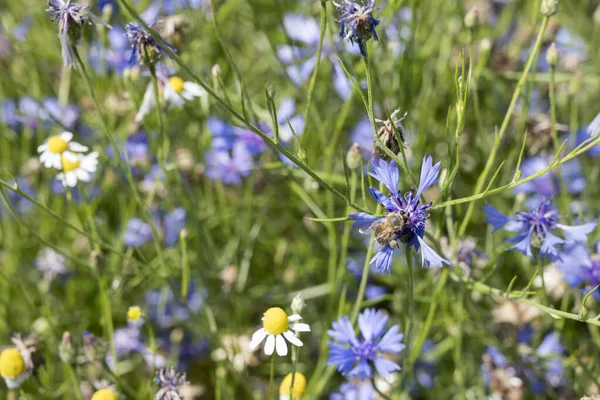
127,306,143,322
169,76,185,94
91,388,118,400
0,348,25,379
47,135,69,154
279,373,307,398
61,154,81,172
263,307,289,335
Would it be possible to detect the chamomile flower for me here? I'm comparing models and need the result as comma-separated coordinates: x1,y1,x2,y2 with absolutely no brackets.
163,76,206,107
249,307,310,357
91,388,118,400
37,131,88,169
56,151,99,187
0,348,30,389
135,74,206,122
279,372,307,400
127,306,143,326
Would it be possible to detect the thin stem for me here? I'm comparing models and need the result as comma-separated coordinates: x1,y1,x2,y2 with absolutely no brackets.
302,0,327,133
268,354,275,399
456,16,550,236
66,363,83,400
539,260,549,304
148,64,168,167
290,346,298,399
363,48,377,135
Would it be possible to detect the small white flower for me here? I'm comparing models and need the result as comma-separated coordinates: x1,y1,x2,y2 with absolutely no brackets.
249,307,310,357
163,76,206,108
56,151,99,187
37,131,88,169
135,75,207,123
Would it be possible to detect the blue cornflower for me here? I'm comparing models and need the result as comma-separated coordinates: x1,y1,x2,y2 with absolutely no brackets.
89,25,130,75
514,156,585,208
141,0,208,23
47,0,106,68
110,327,166,369
349,156,452,273
145,282,206,328
327,308,405,380
482,331,565,396
277,14,352,99
123,208,186,247
557,241,600,301
125,22,175,66
154,367,188,400
347,257,387,301
208,118,266,156
334,0,380,57
330,380,375,400
205,142,254,185
483,200,596,261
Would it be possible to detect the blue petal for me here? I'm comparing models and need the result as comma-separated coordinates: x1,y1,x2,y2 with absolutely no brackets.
417,236,453,268
348,213,378,231
557,220,597,242
416,155,441,198
347,359,372,380
536,332,564,357
368,187,394,211
507,230,534,259
375,325,405,353
540,231,564,261
369,245,394,274
373,357,401,378
483,204,511,233
357,309,387,341
368,157,399,194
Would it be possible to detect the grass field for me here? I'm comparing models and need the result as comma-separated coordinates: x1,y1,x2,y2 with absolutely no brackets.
1,0,600,398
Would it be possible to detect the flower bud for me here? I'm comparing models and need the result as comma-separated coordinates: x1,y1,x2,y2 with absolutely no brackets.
266,85,277,100
59,332,74,364
346,143,363,170
541,0,560,16
291,293,305,315
464,7,479,29
546,42,559,67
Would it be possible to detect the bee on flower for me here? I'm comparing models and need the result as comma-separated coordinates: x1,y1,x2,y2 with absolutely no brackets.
279,372,307,400
37,131,88,169
56,150,99,187
249,307,310,357
135,72,206,123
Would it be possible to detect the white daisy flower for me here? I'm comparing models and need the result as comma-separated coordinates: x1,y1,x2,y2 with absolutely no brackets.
37,131,88,169
163,76,206,108
56,151,99,187
249,307,310,357
0,347,31,389
135,75,207,123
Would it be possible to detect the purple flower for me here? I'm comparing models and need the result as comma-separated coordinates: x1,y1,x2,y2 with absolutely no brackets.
123,208,186,247
141,0,208,23
329,381,375,400
327,308,405,380
482,331,565,395
42,97,82,131
483,200,596,261
277,14,352,99
205,142,254,185
514,156,585,208
335,0,380,58
349,156,452,273
125,22,175,66
47,0,103,68
110,327,167,369
557,241,600,301
208,118,266,156
145,282,207,328
89,25,130,75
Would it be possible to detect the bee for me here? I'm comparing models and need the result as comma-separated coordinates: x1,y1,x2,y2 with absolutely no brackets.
373,210,409,247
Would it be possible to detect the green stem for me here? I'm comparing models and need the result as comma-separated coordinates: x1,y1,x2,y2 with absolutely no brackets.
148,64,169,167
66,363,83,400
539,260,549,304
302,0,327,133
363,48,377,135
456,16,550,236
268,354,275,399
